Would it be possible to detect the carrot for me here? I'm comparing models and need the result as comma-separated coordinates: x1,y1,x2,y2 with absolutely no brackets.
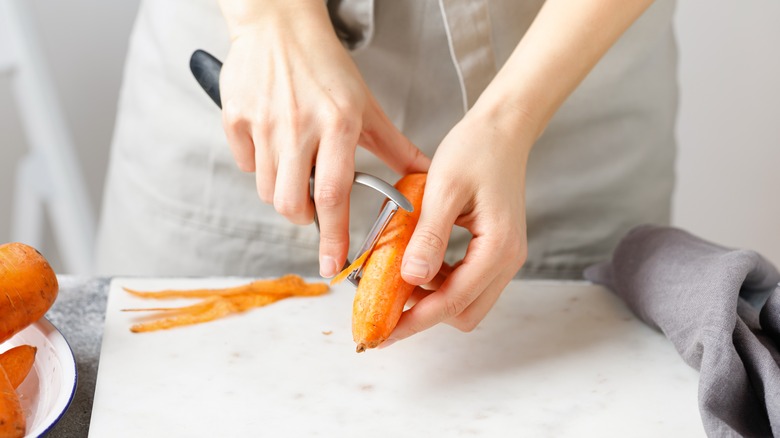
0,243,59,344
352,173,426,353
0,345,36,389
0,365,25,438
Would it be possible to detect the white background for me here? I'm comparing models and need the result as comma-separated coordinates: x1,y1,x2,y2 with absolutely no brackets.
1,0,778,273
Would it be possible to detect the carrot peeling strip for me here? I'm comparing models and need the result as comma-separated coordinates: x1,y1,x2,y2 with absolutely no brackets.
124,275,329,333
130,299,234,333
123,274,323,299
330,250,371,286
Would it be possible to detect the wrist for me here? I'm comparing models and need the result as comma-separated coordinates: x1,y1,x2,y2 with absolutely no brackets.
218,0,331,40
466,92,543,160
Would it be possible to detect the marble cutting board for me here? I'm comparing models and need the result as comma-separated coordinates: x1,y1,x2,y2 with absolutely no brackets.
89,278,704,437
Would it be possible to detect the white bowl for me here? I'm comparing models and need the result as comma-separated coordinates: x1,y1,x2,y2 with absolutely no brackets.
3,318,77,437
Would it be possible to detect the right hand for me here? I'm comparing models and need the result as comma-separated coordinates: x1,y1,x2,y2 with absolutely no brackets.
218,1,430,277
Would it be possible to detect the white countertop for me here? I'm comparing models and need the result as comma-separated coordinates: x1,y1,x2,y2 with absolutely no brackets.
89,278,704,437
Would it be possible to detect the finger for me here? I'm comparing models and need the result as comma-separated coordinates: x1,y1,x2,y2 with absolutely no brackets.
391,237,504,342
440,230,526,331
400,182,460,286
419,262,455,291
313,128,359,278
407,286,433,307
251,126,277,204
407,262,456,308
444,265,517,332
221,111,256,173
274,149,315,225
360,97,431,174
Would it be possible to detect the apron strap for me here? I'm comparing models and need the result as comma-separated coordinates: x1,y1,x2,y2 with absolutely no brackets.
438,0,498,112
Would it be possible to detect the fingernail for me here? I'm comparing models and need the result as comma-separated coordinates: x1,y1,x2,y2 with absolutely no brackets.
378,338,397,349
402,258,429,279
320,256,338,278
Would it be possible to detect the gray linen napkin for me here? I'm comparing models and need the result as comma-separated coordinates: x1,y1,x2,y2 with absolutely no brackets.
584,225,780,437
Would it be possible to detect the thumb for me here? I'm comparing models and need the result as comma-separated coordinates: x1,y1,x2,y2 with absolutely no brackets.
360,97,431,174
401,193,457,286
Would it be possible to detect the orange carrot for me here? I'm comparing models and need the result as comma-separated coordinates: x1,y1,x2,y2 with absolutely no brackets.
0,243,59,344
0,345,37,389
352,173,426,352
0,365,25,438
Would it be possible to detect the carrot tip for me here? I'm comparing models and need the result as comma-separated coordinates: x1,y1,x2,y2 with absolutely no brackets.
356,343,366,353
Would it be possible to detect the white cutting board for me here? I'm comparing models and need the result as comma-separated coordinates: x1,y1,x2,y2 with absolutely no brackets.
90,278,704,437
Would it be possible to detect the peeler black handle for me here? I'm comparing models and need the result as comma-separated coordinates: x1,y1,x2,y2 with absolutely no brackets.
190,49,223,109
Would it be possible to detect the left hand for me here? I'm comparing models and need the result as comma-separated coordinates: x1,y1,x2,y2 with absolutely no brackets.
386,104,536,344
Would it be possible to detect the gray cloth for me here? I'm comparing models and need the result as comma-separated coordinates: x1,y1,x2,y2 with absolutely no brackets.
584,225,780,437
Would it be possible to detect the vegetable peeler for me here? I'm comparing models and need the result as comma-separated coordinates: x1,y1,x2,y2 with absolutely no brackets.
189,49,413,286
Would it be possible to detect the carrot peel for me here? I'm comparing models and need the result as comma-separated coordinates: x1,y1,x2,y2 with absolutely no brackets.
124,275,328,332
330,250,371,286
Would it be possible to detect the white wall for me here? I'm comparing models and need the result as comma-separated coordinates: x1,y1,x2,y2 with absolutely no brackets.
672,0,780,266
0,0,139,271
0,1,778,273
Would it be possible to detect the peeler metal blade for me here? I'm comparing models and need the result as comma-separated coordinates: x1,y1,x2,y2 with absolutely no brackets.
309,171,413,287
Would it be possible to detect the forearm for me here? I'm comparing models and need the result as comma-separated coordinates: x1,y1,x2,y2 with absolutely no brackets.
473,0,655,145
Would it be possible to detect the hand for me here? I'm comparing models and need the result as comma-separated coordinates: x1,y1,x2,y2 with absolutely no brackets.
371,0,655,345
385,105,536,345
218,1,430,277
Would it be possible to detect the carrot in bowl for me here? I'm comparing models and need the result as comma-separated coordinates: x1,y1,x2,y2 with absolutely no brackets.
0,345,37,389
0,365,25,438
0,243,59,344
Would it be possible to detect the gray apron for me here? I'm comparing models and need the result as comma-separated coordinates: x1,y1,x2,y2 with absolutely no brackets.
95,0,678,279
